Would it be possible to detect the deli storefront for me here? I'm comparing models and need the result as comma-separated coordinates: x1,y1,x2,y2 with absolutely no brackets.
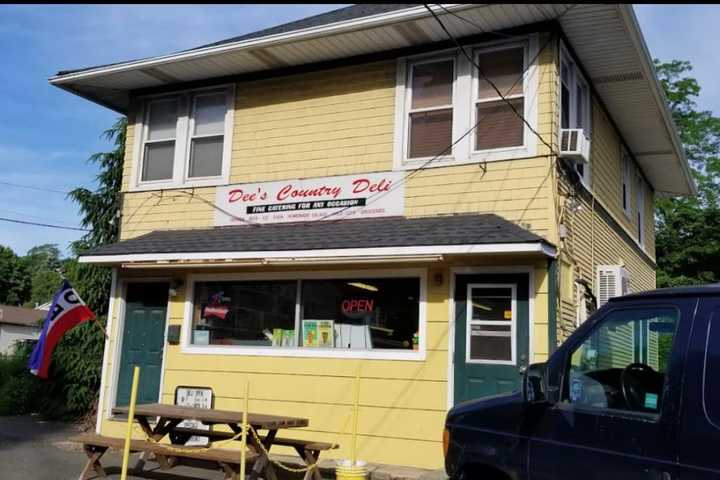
82,172,556,469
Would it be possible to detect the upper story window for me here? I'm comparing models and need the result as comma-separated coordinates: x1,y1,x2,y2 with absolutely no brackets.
560,44,591,186
395,37,539,169
133,86,234,190
621,151,632,218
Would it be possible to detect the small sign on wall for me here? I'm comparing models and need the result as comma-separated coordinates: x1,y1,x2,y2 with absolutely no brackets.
175,386,213,446
214,171,405,226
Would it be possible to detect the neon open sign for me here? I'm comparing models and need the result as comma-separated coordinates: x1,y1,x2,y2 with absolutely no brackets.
341,298,375,315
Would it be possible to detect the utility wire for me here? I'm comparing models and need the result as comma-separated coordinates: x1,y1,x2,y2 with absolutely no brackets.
0,180,72,195
312,17,558,224
0,216,90,232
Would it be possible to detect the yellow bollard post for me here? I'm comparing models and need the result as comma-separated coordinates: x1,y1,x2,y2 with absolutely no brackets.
240,377,249,480
121,366,140,480
351,363,361,465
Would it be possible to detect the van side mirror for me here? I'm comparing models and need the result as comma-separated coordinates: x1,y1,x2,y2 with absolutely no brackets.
522,362,547,403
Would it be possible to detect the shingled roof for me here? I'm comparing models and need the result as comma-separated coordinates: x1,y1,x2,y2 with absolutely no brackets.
82,213,553,260
0,305,44,328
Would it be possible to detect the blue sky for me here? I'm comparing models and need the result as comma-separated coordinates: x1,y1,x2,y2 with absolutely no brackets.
1,4,718,257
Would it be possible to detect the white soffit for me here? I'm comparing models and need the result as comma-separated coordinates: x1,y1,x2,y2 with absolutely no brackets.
50,3,694,196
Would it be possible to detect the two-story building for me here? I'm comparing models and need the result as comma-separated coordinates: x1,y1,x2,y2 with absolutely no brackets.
51,4,694,469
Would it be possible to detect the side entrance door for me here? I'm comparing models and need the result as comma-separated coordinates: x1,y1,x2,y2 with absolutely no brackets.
115,282,169,407
454,273,530,404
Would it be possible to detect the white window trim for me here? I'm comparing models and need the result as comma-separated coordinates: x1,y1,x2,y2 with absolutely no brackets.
621,149,632,219
180,268,427,361
465,283,517,366
559,41,592,188
130,84,235,192
637,175,645,246
393,34,539,171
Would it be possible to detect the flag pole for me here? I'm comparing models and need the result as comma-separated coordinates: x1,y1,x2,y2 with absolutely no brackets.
91,317,109,339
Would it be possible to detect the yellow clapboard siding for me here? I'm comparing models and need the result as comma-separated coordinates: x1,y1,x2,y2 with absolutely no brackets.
161,370,447,411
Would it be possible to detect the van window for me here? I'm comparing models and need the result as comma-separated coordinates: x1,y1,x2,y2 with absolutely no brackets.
703,313,720,427
563,307,678,414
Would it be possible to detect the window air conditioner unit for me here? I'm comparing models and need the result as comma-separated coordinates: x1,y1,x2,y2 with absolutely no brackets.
560,128,590,163
596,265,631,307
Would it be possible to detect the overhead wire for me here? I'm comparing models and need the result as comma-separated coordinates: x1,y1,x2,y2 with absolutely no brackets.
0,216,91,232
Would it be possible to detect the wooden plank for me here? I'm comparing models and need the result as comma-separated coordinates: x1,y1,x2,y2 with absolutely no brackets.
112,403,308,429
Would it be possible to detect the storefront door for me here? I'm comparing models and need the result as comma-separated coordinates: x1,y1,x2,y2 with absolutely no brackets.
453,273,530,404
115,282,168,407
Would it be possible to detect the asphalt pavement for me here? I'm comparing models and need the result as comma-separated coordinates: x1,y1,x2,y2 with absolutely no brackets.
0,415,222,479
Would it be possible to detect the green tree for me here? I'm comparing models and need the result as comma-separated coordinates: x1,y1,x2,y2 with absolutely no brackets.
655,60,720,287
22,243,63,307
0,245,31,305
32,118,126,419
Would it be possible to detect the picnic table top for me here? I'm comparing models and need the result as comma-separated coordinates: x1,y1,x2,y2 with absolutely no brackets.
112,403,309,429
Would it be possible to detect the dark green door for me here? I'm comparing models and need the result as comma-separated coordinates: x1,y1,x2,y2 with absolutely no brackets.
453,273,529,404
116,282,168,407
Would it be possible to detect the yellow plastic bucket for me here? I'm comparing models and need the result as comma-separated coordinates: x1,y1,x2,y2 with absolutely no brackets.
336,460,368,480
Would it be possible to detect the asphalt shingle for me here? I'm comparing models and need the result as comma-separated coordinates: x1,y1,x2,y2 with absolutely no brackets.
83,213,552,257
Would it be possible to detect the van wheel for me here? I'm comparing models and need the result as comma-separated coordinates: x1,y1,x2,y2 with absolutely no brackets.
461,464,512,480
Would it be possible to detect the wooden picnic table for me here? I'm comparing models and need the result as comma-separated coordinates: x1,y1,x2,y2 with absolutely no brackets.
112,403,312,480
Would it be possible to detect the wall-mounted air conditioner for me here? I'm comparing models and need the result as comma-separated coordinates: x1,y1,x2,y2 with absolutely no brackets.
560,128,590,163
596,265,631,307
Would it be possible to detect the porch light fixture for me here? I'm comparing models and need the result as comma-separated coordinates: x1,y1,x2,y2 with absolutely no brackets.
347,282,379,292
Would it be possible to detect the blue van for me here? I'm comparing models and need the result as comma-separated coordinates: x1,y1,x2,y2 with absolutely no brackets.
443,285,720,479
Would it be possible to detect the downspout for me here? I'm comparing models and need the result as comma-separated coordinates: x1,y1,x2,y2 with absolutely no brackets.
547,257,558,354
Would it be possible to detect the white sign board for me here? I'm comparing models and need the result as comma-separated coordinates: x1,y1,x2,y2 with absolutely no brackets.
214,171,405,226
175,387,213,446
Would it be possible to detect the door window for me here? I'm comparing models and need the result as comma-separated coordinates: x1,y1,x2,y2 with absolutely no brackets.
703,312,720,428
563,307,678,414
466,285,515,364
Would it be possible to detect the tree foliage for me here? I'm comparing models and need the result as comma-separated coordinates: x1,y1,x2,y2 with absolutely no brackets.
0,245,31,305
655,60,720,287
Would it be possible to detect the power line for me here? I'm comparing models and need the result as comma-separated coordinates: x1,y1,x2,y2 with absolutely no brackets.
433,4,520,39
0,180,72,195
0,216,90,232
312,17,558,224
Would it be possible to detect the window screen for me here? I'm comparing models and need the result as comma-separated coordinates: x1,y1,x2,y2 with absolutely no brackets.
188,93,225,178
142,98,178,181
467,286,514,362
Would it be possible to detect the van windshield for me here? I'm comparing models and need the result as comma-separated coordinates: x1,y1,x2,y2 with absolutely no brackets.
564,307,679,414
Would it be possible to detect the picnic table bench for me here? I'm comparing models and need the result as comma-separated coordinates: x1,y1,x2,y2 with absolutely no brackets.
70,403,337,480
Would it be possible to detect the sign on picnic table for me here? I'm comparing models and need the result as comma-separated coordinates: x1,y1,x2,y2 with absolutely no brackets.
175,386,213,446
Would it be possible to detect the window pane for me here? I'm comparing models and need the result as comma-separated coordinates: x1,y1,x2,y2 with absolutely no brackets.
189,136,223,178
477,47,523,99
301,278,420,350
470,330,512,361
470,288,512,322
191,281,297,346
565,308,678,413
147,99,178,141
703,314,720,426
476,98,524,150
408,109,452,158
561,84,570,129
194,94,226,136
411,60,453,109
576,83,586,129
142,141,175,181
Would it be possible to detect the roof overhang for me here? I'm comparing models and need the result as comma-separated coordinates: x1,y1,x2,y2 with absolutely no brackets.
79,242,557,266
50,3,694,196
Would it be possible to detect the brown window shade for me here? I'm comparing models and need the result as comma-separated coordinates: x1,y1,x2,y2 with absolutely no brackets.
411,60,453,109
476,98,524,150
408,109,452,159
477,48,524,99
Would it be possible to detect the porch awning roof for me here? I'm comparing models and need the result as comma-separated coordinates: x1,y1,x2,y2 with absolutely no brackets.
78,213,556,265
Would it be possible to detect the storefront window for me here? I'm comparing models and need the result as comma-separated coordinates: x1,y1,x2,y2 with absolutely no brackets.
192,281,297,346
301,278,420,350
190,277,421,351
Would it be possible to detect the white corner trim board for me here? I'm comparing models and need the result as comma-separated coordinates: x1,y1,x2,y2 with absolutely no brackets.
79,242,558,264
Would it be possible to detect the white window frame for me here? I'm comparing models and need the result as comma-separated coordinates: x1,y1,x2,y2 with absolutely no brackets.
180,268,427,361
131,84,235,191
621,149,632,218
465,283,517,366
393,34,539,170
636,175,645,246
559,42,592,187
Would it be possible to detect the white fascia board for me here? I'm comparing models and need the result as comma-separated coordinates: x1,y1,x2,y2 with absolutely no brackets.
49,4,472,85
618,5,696,197
78,242,557,264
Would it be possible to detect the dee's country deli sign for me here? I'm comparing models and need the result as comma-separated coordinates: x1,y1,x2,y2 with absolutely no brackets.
214,172,404,225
